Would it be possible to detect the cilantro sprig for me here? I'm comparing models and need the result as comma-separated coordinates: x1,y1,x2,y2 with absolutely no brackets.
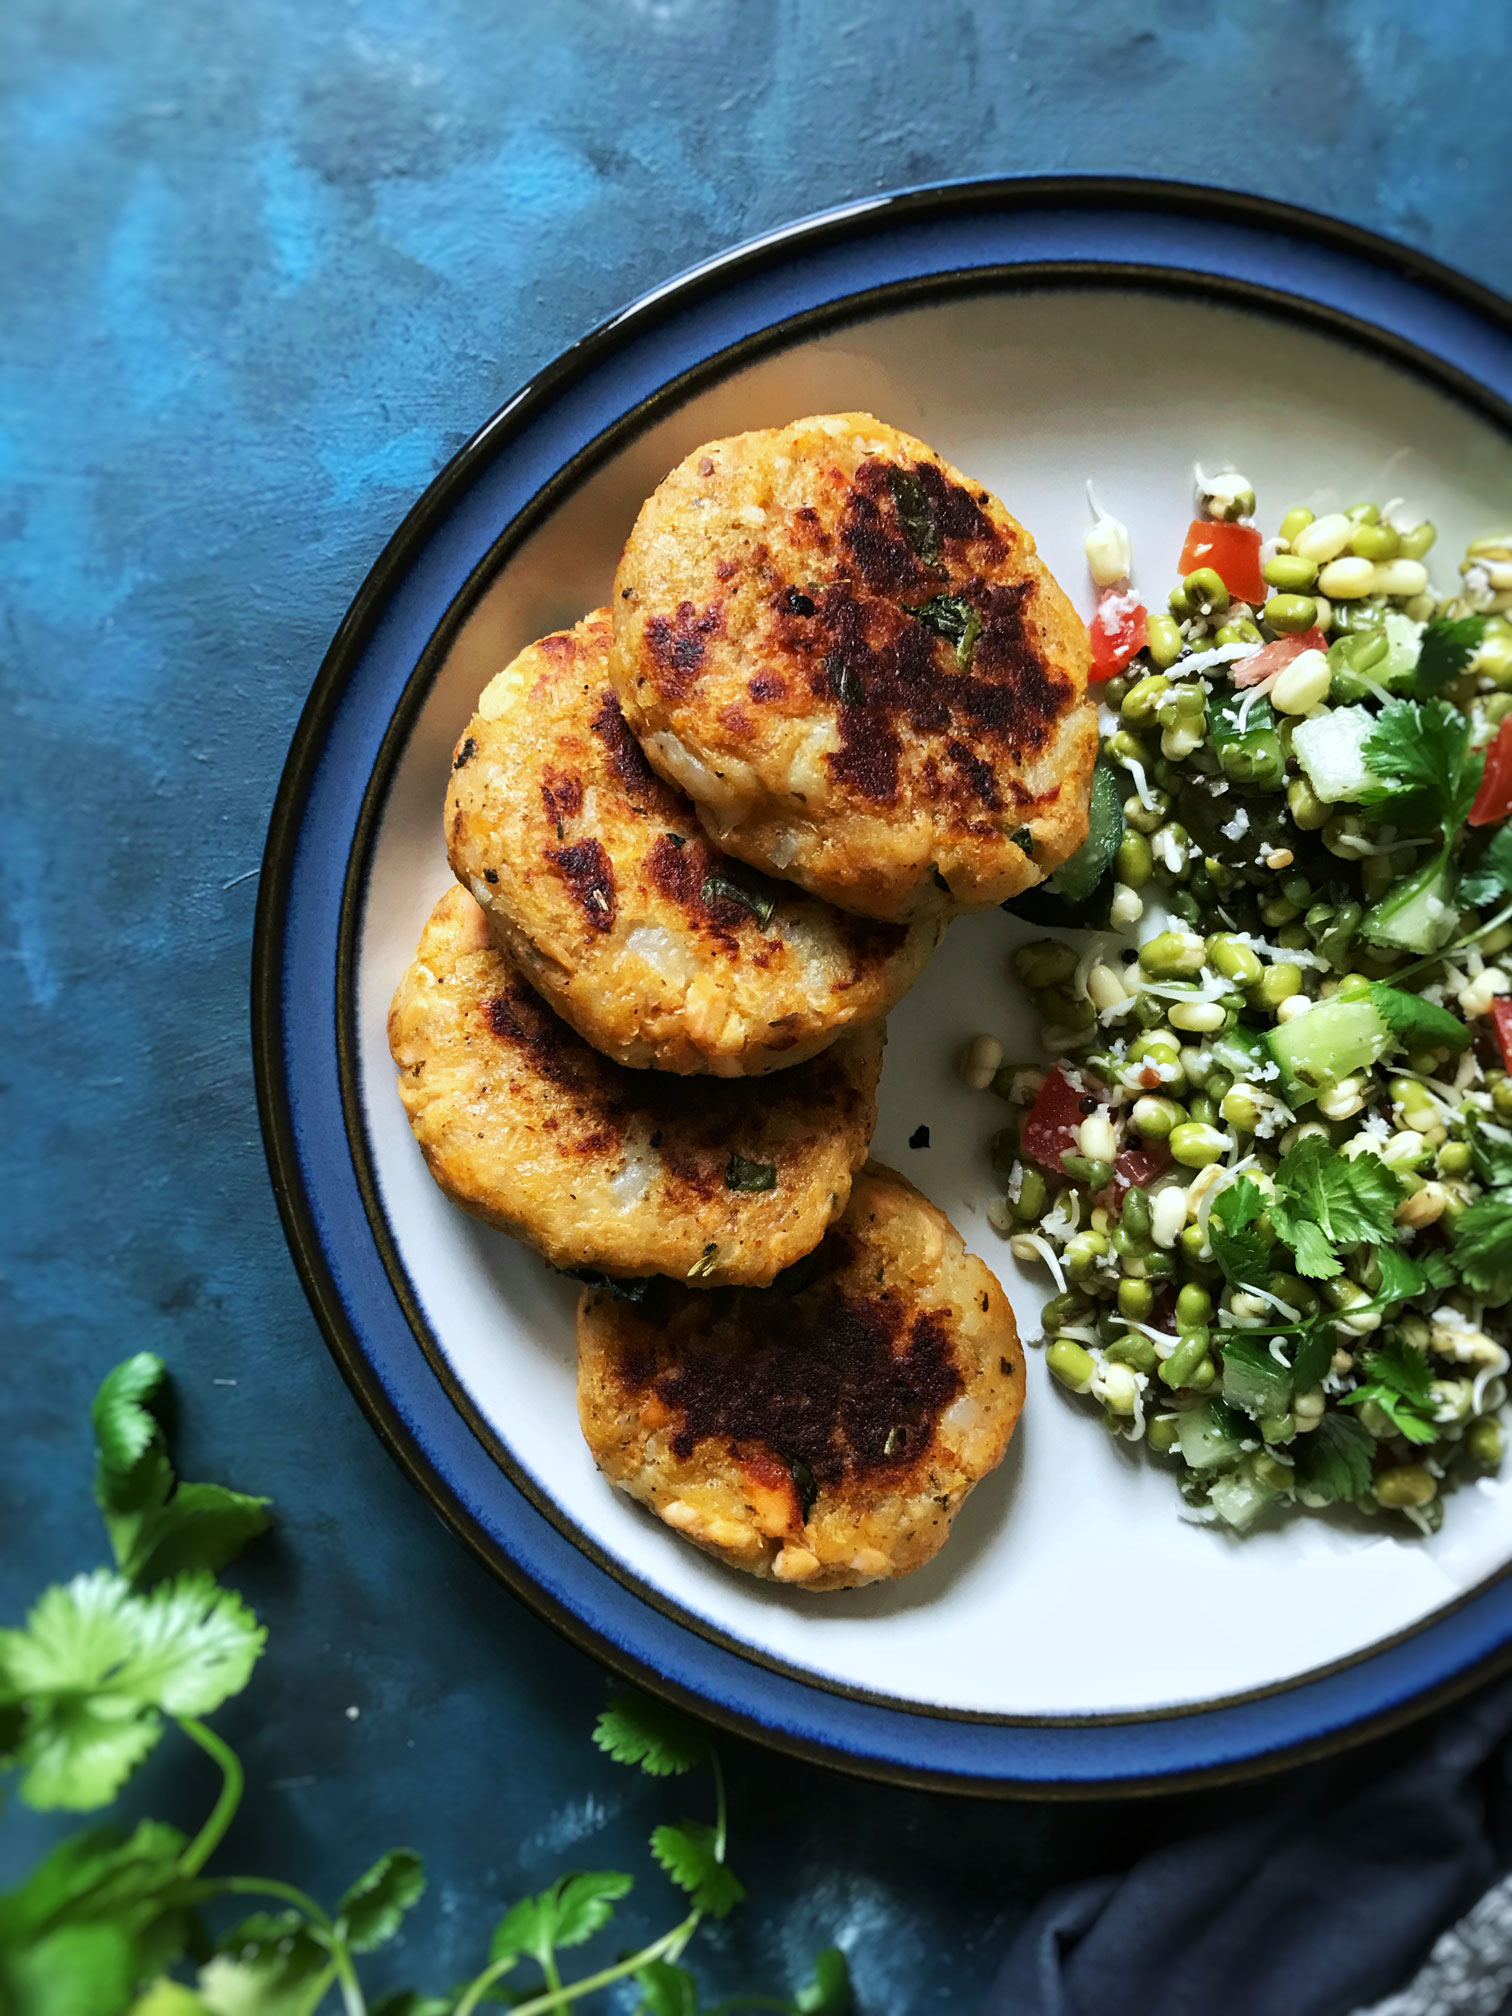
0,1360,852,2016
1267,1137,1404,1282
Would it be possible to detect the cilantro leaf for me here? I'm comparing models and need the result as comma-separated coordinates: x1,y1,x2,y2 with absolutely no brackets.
886,466,940,564
489,1871,632,1973
650,1823,744,1919
1208,1177,1270,1288
1290,1320,1338,1396
92,1355,166,1477
1451,1192,1512,1302
199,1915,333,2016
1293,1411,1375,1504
1345,1341,1439,1446
1,1921,140,2016
336,1849,426,1954
593,1694,706,1776
1469,1119,1512,1190
1411,614,1487,697
0,1570,265,1810
1269,1137,1404,1279
795,1948,853,2015
1460,825,1512,911
1360,699,1483,835
133,1981,215,2016
1375,1245,1456,1304
904,593,983,669
547,1870,634,1949
92,1356,271,1588
1367,984,1470,1054
635,1958,702,2016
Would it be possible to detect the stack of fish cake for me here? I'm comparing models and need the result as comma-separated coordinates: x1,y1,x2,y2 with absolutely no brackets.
390,413,1095,1586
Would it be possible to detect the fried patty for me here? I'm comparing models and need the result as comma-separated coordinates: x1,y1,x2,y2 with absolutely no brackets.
446,609,939,1076
388,887,883,1287
609,413,1095,921
577,1163,1024,1588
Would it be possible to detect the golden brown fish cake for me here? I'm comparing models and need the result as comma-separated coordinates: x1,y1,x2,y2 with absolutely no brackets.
577,1164,1024,1589
388,887,883,1287
609,412,1095,922
446,609,939,1076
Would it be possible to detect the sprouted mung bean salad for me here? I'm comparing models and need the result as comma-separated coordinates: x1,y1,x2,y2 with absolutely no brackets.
970,473,1512,1536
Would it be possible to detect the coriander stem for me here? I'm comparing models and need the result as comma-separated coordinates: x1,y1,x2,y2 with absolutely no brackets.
177,1717,244,1876
328,1937,368,2016
710,1749,729,1868
501,1911,703,2016
219,1874,336,1931
1388,898,1512,990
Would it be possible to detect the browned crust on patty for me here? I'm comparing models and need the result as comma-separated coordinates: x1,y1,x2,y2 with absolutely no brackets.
578,1164,1025,1587
446,609,940,1075
388,886,883,1286
609,414,1096,921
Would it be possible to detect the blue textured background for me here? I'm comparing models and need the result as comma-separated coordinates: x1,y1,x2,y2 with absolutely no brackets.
3,3,1509,2009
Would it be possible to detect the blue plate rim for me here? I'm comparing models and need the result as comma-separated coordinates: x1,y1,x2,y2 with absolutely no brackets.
253,174,1512,1795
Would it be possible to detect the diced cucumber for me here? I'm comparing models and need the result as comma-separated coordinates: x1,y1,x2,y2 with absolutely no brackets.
1266,995,1392,1102
1381,611,1426,688
1176,1401,1246,1473
1210,1022,1270,1082
1221,1335,1292,1421
1045,760,1124,906
1210,1458,1284,1533
1360,853,1460,956
1292,705,1378,803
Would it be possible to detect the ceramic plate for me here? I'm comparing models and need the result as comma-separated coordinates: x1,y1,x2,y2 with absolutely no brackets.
255,179,1512,1793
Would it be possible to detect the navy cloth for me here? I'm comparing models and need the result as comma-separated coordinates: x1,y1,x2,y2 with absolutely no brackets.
987,1679,1512,2016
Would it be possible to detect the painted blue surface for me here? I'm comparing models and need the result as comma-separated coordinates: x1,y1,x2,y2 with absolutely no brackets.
3,5,1509,2008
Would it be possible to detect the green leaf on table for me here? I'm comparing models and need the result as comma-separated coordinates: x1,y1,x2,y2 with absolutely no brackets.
795,1946,853,2014
1293,1411,1375,1504
1,1921,140,2016
0,1570,264,1810
1459,824,1512,911
1367,984,1470,1053
1451,1192,1512,1302
490,1870,631,1970
93,1356,167,1477
92,1356,271,1588
593,1695,706,1776
650,1823,744,1919
1269,1136,1404,1279
199,1913,333,2016
1344,1341,1439,1445
634,1958,702,2016
131,1980,216,2016
1411,614,1487,697
337,1849,426,1954
1207,1176,1270,1288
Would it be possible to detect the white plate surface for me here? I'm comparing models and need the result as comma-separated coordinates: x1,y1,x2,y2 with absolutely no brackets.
357,287,1511,1719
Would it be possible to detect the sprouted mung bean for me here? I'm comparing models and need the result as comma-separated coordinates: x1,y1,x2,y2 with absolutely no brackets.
995,482,1512,1534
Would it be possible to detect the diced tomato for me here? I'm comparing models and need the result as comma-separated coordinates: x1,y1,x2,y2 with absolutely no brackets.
1114,1141,1171,1191
1231,628,1328,688
1470,716,1512,826
1088,589,1148,681
1492,998,1512,1072
1178,519,1266,606
1095,1141,1172,1216
1021,1064,1105,1172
